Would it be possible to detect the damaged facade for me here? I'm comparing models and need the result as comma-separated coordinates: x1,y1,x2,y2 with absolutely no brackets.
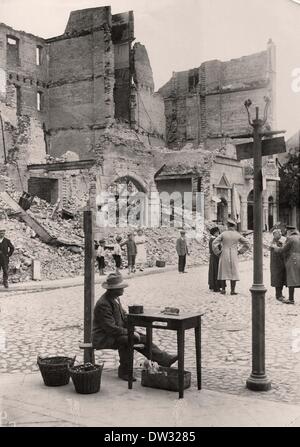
0,6,280,231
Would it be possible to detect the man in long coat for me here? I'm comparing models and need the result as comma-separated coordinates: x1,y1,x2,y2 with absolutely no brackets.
92,273,178,381
273,225,300,304
270,228,286,301
212,219,250,295
0,228,14,288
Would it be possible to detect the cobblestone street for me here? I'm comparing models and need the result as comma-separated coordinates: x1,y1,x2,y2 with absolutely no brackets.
1,259,300,405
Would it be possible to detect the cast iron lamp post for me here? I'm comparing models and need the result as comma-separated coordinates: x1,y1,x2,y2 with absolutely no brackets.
244,98,272,391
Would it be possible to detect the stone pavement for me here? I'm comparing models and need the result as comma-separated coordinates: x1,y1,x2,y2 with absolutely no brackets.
0,259,300,406
1,371,300,427
0,264,178,295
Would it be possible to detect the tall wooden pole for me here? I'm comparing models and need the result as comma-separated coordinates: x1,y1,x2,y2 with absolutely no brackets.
246,107,271,391
83,207,95,364
0,111,7,163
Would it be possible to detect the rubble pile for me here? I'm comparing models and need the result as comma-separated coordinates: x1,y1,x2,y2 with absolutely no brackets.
27,197,84,245
5,219,84,283
1,192,85,282
1,184,272,282
99,226,271,271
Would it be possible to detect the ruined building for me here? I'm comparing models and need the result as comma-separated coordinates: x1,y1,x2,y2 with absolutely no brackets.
0,6,280,231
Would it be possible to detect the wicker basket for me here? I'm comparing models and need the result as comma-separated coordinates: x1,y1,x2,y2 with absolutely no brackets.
69,363,104,394
141,367,191,391
156,260,166,268
37,356,75,387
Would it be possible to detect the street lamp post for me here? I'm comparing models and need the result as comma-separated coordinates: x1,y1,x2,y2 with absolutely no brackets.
232,99,286,391
244,99,271,391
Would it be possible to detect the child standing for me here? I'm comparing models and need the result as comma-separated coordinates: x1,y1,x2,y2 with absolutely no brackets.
112,235,123,273
96,239,106,275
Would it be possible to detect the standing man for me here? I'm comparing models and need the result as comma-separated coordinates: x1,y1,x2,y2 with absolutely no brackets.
273,225,300,304
0,228,14,288
208,227,222,292
122,233,137,274
212,219,250,295
269,228,286,301
92,273,178,381
176,230,189,274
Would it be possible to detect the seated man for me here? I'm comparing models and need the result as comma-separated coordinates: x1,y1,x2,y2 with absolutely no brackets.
92,272,178,381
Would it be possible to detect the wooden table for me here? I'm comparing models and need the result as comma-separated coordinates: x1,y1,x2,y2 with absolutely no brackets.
127,310,203,399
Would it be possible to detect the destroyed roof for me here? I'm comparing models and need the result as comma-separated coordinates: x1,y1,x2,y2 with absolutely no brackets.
155,149,214,178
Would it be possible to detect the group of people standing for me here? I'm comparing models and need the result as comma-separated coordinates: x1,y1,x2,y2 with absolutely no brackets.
208,219,250,295
95,229,147,276
270,225,300,304
208,220,300,302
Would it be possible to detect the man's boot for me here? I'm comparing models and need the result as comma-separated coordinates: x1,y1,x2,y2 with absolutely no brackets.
230,281,238,295
275,287,284,301
150,347,178,368
283,287,295,304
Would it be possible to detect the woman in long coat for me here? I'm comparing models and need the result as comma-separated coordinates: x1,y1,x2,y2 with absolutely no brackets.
212,219,250,295
273,226,300,304
270,229,286,301
208,227,222,292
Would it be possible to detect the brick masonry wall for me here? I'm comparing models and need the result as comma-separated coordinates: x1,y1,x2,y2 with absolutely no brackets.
112,11,134,122
0,24,48,166
159,44,275,147
47,10,115,159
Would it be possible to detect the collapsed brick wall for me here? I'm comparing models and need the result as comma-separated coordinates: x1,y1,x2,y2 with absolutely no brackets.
159,41,276,148
0,23,48,167
1,7,166,172
46,7,115,160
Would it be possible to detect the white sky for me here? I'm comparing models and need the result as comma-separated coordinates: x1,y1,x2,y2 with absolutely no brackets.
0,0,299,137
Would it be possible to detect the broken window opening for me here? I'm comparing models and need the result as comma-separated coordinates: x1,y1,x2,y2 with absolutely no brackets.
28,177,59,205
188,70,199,93
7,35,20,66
36,46,42,66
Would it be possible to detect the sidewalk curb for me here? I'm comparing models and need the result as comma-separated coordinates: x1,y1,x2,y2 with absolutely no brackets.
0,259,253,295
0,264,183,295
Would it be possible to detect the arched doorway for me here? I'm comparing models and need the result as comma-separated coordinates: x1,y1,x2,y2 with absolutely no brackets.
268,196,274,230
105,176,147,227
217,197,228,224
247,190,254,230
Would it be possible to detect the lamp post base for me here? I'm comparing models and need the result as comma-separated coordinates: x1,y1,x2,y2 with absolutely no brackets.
246,374,271,391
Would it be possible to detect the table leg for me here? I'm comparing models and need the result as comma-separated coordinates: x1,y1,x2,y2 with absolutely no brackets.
146,326,153,360
128,323,134,390
195,319,201,390
177,328,185,399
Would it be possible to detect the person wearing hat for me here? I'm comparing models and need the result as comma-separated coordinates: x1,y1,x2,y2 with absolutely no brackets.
92,273,178,381
176,230,189,273
112,235,123,273
208,226,222,292
212,219,250,295
269,228,286,301
272,225,300,304
121,233,137,274
0,228,14,288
